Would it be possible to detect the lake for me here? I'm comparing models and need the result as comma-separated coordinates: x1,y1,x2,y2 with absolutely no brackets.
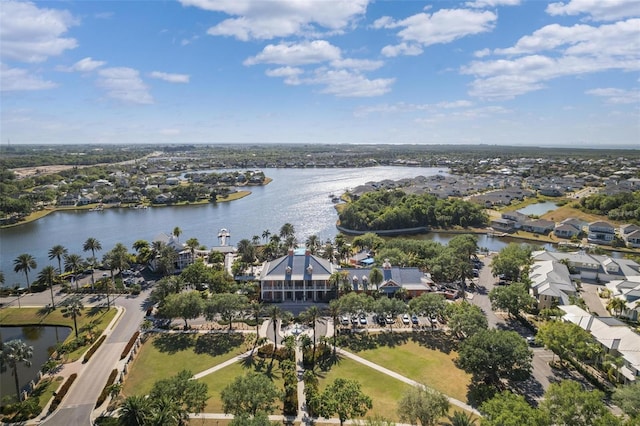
0,325,71,401
517,201,559,216
2,167,451,286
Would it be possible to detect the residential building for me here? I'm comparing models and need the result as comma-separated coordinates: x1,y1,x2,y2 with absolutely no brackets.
532,250,640,283
587,220,616,245
341,259,436,298
560,305,640,383
605,278,640,321
529,260,577,309
554,218,584,238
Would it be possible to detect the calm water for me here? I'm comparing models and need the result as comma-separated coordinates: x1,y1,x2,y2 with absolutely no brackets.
0,325,71,401
2,167,457,286
517,201,559,216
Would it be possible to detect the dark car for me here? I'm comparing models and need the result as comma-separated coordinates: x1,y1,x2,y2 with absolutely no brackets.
411,315,419,325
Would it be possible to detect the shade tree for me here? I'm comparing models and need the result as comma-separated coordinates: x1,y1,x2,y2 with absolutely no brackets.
445,301,488,339
397,385,450,426
157,291,204,329
221,372,280,417
488,282,536,318
314,378,372,426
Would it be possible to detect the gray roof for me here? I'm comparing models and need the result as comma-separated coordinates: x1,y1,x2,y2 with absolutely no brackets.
260,250,334,281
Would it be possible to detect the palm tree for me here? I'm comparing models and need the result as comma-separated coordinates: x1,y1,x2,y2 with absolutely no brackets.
252,235,261,246
173,226,182,244
48,245,68,274
185,237,199,263
13,254,37,292
64,253,84,290
83,237,102,266
369,268,383,292
37,265,58,309
279,222,295,240
1,339,34,401
301,305,322,365
267,305,282,350
119,395,152,426
447,410,477,426
247,301,264,345
61,295,84,339
262,229,271,243
305,234,320,254
327,299,342,357
607,297,627,317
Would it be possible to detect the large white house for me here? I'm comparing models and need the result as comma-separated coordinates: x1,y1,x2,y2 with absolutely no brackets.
532,251,640,283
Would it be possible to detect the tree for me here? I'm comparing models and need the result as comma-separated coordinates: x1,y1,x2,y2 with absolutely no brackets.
279,223,295,241
374,296,406,332
607,297,627,317
540,380,622,426
205,293,248,331
37,265,58,309
488,282,535,318
61,294,84,339
457,329,532,386
613,380,640,420
490,243,532,282
315,378,372,426
158,291,203,329
369,268,383,292
221,372,280,417
445,301,488,339
409,293,446,329
149,369,208,420
230,411,276,426
13,253,37,291
480,391,545,426
172,226,182,243
83,237,103,262
300,305,322,364
118,395,151,426
180,260,214,290
397,385,450,426
64,253,84,290
0,339,34,401
266,305,282,347
447,411,477,426
327,299,342,356
48,244,68,274
536,320,601,366
261,229,271,243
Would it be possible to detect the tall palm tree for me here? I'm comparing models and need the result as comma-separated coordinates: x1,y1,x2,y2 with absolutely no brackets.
247,301,264,345
305,234,320,254
64,253,84,290
301,305,322,365
279,223,295,240
173,226,182,244
252,235,261,246
327,299,342,357
83,237,102,266
118,395,151,426
607,297,627,317
267,305,282,348
262,229,271,243
369,268,383,292
185,238,199,263
37,265,58,309
61,295,84,339
13,253,37,291
0,339,34,401
48,245,68,274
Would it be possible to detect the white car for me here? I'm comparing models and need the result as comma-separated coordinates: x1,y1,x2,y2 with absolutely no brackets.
340,315,350,325
402,314,410,325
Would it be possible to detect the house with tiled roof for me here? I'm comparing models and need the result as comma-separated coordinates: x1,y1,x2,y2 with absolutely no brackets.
560,305,640,383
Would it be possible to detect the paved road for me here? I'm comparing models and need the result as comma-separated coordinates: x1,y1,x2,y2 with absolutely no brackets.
469,253,566,402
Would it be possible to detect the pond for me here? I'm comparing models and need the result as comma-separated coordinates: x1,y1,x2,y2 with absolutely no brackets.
0,325,71,402
517,201,559,216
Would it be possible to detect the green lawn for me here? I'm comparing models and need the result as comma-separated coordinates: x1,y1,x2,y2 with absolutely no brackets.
338,332,472,402
122,332,254,397
196,356,286,414
315,356,412,422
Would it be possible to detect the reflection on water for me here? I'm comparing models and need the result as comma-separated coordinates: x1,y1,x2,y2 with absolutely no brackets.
0,326,71,401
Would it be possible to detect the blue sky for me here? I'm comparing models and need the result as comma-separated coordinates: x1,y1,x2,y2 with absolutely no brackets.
1,0,639,147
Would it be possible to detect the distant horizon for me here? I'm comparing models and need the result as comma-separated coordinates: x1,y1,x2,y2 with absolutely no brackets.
2,0,639,147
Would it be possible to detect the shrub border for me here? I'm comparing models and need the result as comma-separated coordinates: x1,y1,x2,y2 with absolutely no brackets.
120,331,140,360
48,373,77,413
95,369,118,408
83,335,106,364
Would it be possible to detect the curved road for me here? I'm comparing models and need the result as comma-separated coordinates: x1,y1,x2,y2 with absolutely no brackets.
40,290,153,426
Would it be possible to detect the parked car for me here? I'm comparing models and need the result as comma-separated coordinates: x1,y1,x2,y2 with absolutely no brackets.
376,315,386,326
340,315,350,325
385,314,395,324
402,314,410,325
359,314,367,325
411,315,419,325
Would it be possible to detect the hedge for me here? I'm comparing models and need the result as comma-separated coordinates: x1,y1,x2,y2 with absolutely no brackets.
49,373,77,413
83,335,106,364
120,331,140,360
95,369,118,408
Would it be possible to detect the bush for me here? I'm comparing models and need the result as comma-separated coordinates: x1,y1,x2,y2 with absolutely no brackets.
49,373,77,413
95,369,118,408
120,331,140,360
83,335,106,364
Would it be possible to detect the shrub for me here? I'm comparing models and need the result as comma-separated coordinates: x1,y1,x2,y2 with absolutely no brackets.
83,335,106,364
95,369,118,408
120,331,140,360
49,373,77,413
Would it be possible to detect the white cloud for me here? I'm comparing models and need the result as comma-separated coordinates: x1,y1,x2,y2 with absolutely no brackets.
309,68,394,97
466,0,521,8
546,0,640,22
0,0,78,63
58,57,106,72
463,19,640,99
381,43,423,58
97,67,153,104
182,0,370,40
265,66,303,85
474,48,491,58
375,8,496,56
0,63,57,91
438,100,474,109
353,100,474,117
149,71,190,83
244,40,341,66
330,58,384,71
586,87,640,104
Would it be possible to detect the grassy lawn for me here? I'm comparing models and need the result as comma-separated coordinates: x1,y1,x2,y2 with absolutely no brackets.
541,203,619,225
196,356,286,414
338,332,471,403
122,332,254,397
